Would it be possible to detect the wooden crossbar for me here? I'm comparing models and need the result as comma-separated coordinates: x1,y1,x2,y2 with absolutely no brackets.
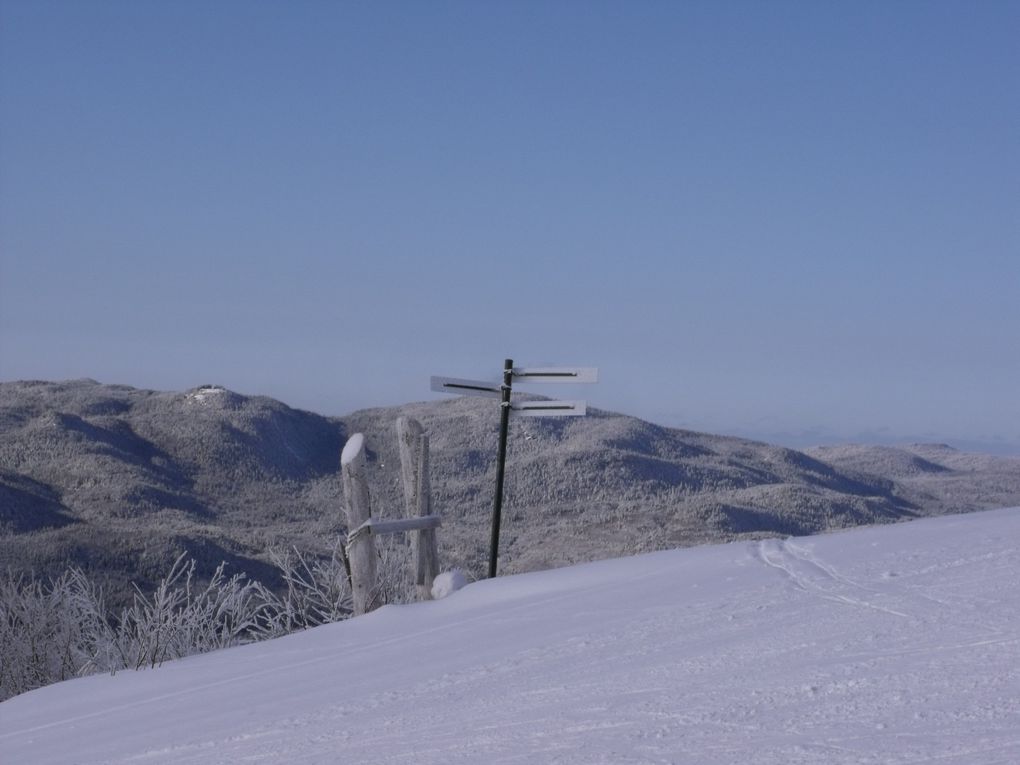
366,515,442,535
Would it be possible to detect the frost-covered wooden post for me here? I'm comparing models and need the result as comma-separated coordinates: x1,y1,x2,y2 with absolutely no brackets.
396,416,440,600
341,433,379,615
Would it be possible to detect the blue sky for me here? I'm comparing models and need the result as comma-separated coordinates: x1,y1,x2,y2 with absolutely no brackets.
1,1,1017,453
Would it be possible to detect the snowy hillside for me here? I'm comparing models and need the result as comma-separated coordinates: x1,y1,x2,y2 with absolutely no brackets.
7,379,1020,608
2,509,1019,764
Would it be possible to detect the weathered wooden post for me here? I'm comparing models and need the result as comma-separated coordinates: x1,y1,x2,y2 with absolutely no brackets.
340,433,379,615
396,416,440,600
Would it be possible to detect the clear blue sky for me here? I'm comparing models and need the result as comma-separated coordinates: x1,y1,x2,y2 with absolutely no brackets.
2,1,1018,453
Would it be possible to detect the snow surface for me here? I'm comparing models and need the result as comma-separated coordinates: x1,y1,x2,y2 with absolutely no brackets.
3,508,1019,764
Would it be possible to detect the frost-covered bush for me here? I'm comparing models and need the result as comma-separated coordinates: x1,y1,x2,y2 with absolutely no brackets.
268,544,353,633
0,568,111,698
112,554,282,671
0,544,359,702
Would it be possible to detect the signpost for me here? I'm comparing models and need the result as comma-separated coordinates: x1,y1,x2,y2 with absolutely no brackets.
432,358,598,577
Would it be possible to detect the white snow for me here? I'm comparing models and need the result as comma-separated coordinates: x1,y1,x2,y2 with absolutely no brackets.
2,508,1019,764
186,386,227,403
431,569,468,599
340,433,365,466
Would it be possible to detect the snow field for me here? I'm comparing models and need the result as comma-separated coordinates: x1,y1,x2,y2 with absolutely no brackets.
2,508,1019,764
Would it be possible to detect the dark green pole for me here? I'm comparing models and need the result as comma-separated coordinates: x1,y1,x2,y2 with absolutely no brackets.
488,358,513,578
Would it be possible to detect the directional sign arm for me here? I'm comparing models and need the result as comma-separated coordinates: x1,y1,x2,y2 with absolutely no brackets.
511,400,587,417
430,376,503,399
511,367,598,384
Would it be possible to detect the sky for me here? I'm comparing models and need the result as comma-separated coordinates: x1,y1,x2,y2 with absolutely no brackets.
1,1,1018,453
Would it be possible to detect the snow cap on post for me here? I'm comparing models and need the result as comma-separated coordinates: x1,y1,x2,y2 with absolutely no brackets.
341,433,365,467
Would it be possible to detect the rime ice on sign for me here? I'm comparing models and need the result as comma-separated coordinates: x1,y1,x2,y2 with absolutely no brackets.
430,376,502,399
512,367,598,384
511,399,587,417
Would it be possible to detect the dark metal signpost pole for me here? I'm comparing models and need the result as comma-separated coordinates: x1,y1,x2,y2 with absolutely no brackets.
431,361,595,579
488,358,514,579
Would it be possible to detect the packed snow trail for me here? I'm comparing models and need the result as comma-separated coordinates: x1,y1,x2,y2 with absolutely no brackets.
2,508,1019,764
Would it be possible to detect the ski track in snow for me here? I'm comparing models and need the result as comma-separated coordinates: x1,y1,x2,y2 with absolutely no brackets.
756,537,914,618
2,508,1020,764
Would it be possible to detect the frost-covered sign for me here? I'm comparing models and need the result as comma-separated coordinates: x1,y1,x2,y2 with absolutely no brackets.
429,376,503,399
511,399,587,417
512,366,599,384
432,359,598,578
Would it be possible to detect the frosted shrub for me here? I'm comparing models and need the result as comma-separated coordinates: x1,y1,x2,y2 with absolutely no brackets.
113,554,281,670
0,569,112,699
268,543,353,632
0,544,358,701
375,537,415,606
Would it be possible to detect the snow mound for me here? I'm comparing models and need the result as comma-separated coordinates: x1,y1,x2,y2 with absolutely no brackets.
431,569,467,599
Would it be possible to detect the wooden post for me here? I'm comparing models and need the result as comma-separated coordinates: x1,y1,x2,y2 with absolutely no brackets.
340,433,379,615
396,416,440,600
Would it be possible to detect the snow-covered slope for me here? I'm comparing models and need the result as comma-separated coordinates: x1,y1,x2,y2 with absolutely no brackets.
3,509,1019,764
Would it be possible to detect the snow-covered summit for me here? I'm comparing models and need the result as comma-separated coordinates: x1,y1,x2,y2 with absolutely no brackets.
185,384,231,403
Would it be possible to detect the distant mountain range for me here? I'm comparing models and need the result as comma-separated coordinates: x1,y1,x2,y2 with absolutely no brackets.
3,379,1018,605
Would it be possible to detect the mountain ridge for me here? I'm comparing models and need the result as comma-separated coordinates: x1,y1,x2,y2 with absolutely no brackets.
2,379,1018,604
